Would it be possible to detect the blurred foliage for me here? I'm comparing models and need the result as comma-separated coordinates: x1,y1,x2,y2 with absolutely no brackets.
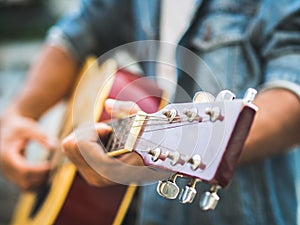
0,0,58,41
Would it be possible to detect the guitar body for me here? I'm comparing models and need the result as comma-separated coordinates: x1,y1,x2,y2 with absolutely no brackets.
12,59,165,225
55,175,130,225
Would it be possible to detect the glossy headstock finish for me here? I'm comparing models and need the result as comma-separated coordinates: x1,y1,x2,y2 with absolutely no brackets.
126,88,258,210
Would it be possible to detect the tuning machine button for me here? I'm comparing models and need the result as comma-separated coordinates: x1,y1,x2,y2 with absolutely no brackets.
199,185,220,210
215,90,236,101
156,174,181,199
179,178,200,204
193,91,215,103
243,88,257,104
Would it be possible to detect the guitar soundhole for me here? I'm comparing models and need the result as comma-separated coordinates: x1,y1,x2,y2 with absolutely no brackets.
29,183,51,218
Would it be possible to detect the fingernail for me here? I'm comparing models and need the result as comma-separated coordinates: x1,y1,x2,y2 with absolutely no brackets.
95,123,112,130
105,99,115,109
47,137,58,148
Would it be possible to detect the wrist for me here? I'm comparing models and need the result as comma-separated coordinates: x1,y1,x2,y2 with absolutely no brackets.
3,104,39,121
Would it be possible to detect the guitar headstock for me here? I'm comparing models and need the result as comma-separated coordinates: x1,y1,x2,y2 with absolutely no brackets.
125,88,258,210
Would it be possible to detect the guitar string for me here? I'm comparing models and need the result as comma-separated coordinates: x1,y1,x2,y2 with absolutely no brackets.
106,118,205,152
142,120,207,133
103,113,211,152
130,118,210,129
105,116,135,152
102,112,209,123
106,128,194,155
130,114,211,123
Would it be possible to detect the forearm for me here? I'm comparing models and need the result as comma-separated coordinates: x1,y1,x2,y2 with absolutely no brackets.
7,44,80,119
238,88,300,165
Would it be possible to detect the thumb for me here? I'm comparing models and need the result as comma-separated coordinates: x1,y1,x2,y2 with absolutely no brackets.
105,99,141,118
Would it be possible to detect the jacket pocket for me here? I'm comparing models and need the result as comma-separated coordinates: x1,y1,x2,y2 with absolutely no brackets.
183,17,261,96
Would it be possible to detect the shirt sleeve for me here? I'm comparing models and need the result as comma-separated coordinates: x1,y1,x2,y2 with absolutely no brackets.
257,0,300,99
45,0,133,63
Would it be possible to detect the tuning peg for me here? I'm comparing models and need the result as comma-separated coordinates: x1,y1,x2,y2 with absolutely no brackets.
182,108,202,122
156,174,181,199
205,106,223,122
148,148,162,162
179,178,200,204
162,108,177,122
193,91,215,103
215,90,236,101
165,151,181,166
188,154,206,170
199,185,220,210
243,88,257,104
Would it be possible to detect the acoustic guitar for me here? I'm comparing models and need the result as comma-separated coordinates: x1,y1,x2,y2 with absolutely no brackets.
12,58,166,225
12,58,258,224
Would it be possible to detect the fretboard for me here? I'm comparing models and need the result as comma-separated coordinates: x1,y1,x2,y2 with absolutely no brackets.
105,116,136,152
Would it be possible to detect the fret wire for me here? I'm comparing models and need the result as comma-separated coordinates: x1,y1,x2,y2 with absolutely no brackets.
121,119,128,149
105,116,136,151
116,122,124,149
105,132,114,152
107,120,118,151
119,118,131,149
114,124,120,150
111,132,118,151
118,133,126,149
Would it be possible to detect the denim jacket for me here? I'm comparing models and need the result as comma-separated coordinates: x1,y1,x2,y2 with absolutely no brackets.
47,0,300,224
